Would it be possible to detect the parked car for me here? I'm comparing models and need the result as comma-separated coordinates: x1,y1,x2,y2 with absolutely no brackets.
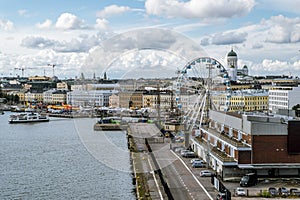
191,160,205,168
180,149,189,156
174,147,184,153
200,170,213,177
278,187,289,196
235,187,246,196
290,188,300,196
239,173,257,187
190,158,204,164
182,151,196,158
268,187,278,196
216,192,226,200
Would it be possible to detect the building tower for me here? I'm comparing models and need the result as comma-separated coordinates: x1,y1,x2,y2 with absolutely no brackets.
227,48,238,82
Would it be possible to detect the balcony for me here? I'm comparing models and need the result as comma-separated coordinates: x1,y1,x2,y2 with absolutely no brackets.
194,136,236,163
204,128,249,149
211,147,236,163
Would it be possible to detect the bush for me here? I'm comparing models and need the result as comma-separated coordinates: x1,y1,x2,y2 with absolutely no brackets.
258,190,271,198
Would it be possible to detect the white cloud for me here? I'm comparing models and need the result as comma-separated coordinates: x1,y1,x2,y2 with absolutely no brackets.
0,49,88,78
95,18,109,30
200,31,247,46
0,19,14,31
212,32,248,45
55,13,89,30
249,59,300,76
36,19,53,29
21,36,56,49
265,15,300,43
145,0,256,19
20,32,110,53
18,9,28,17
97,5,130,18
83,28,207,78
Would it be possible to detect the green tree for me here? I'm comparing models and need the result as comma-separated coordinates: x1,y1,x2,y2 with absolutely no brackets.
292,104,300,117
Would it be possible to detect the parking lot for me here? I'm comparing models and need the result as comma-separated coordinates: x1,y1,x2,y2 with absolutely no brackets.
173,145,300,199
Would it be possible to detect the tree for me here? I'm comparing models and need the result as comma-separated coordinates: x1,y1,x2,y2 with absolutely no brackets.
292,104,300,117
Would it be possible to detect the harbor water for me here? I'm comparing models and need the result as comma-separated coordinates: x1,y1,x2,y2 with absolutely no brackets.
0,112,135,200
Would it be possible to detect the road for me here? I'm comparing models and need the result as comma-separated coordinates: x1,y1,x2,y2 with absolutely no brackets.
129,123,218,200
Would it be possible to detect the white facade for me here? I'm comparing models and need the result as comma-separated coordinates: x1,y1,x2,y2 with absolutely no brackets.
43,89,67,104
269,86,300,113
67,90,118,107
227,50,238,82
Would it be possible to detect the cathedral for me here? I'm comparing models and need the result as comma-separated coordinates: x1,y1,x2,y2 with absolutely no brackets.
226,49,249,82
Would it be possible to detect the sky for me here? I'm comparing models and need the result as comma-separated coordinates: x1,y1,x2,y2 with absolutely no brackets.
0,0,300,79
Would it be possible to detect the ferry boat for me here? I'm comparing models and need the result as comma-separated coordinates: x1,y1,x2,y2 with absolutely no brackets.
9,112,49,124
94,117,127,131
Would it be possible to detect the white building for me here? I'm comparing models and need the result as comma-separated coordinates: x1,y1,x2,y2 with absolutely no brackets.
67,90,118,107
226,49,249,82
269,86,300,113
43,89,67,104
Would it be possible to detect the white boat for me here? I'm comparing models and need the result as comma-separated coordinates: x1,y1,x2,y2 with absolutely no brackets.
9,112,49,124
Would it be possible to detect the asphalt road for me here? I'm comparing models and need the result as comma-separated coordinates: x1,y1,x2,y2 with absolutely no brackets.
129,123,218,200
129,123,300,200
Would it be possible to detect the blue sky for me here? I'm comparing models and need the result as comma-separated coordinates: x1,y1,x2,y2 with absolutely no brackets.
0,0,300,79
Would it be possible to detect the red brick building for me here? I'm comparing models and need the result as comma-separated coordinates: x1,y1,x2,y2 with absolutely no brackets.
191,110,300,180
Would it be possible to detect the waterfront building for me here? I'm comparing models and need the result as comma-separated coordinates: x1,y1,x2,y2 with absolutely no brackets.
43,89,67,104
142,89,174,112
191,110,300,180
269,86,300,113
119,90,143,109
67,90,118,107
25,91,43,103
109,94,119,108
211,89,268,112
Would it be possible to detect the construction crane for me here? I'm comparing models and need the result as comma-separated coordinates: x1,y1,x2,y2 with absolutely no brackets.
47,64,56,77
14,67,35,77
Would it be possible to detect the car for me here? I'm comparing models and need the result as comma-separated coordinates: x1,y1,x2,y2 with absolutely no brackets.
190,158,204,164
200,170,213,177
268,187,278,196
180,149,189,156
290,188,300,196
174,147,184,153
216,193,226,200
235,187,246,196
182,151,196,158
278,187,289,196
191,160,205,168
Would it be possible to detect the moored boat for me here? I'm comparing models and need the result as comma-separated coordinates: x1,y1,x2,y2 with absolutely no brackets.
9,112,49,124
94,117,127,131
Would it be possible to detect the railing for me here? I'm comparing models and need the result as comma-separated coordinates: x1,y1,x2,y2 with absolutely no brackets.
206,128,248,148
194,136,236,163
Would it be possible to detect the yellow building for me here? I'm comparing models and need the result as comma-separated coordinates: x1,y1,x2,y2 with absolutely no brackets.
119,90,143,109
212,90,269,112
28,76,51,81
109,94,119,108
57,82,69,90
25,91,44,103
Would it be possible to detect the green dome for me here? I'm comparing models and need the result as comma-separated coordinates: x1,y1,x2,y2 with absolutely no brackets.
243,65,248,68
227,49,237,57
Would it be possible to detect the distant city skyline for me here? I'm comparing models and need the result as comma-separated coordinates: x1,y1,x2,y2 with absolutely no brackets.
0,0,300,79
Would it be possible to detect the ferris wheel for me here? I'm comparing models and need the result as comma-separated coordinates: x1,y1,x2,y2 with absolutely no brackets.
174,57,231,132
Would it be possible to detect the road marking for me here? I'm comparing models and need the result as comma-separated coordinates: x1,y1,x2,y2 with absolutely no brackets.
171,150,214,200
147,157,164,200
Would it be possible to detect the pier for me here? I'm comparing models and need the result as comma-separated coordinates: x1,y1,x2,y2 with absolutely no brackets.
127,123,218,200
